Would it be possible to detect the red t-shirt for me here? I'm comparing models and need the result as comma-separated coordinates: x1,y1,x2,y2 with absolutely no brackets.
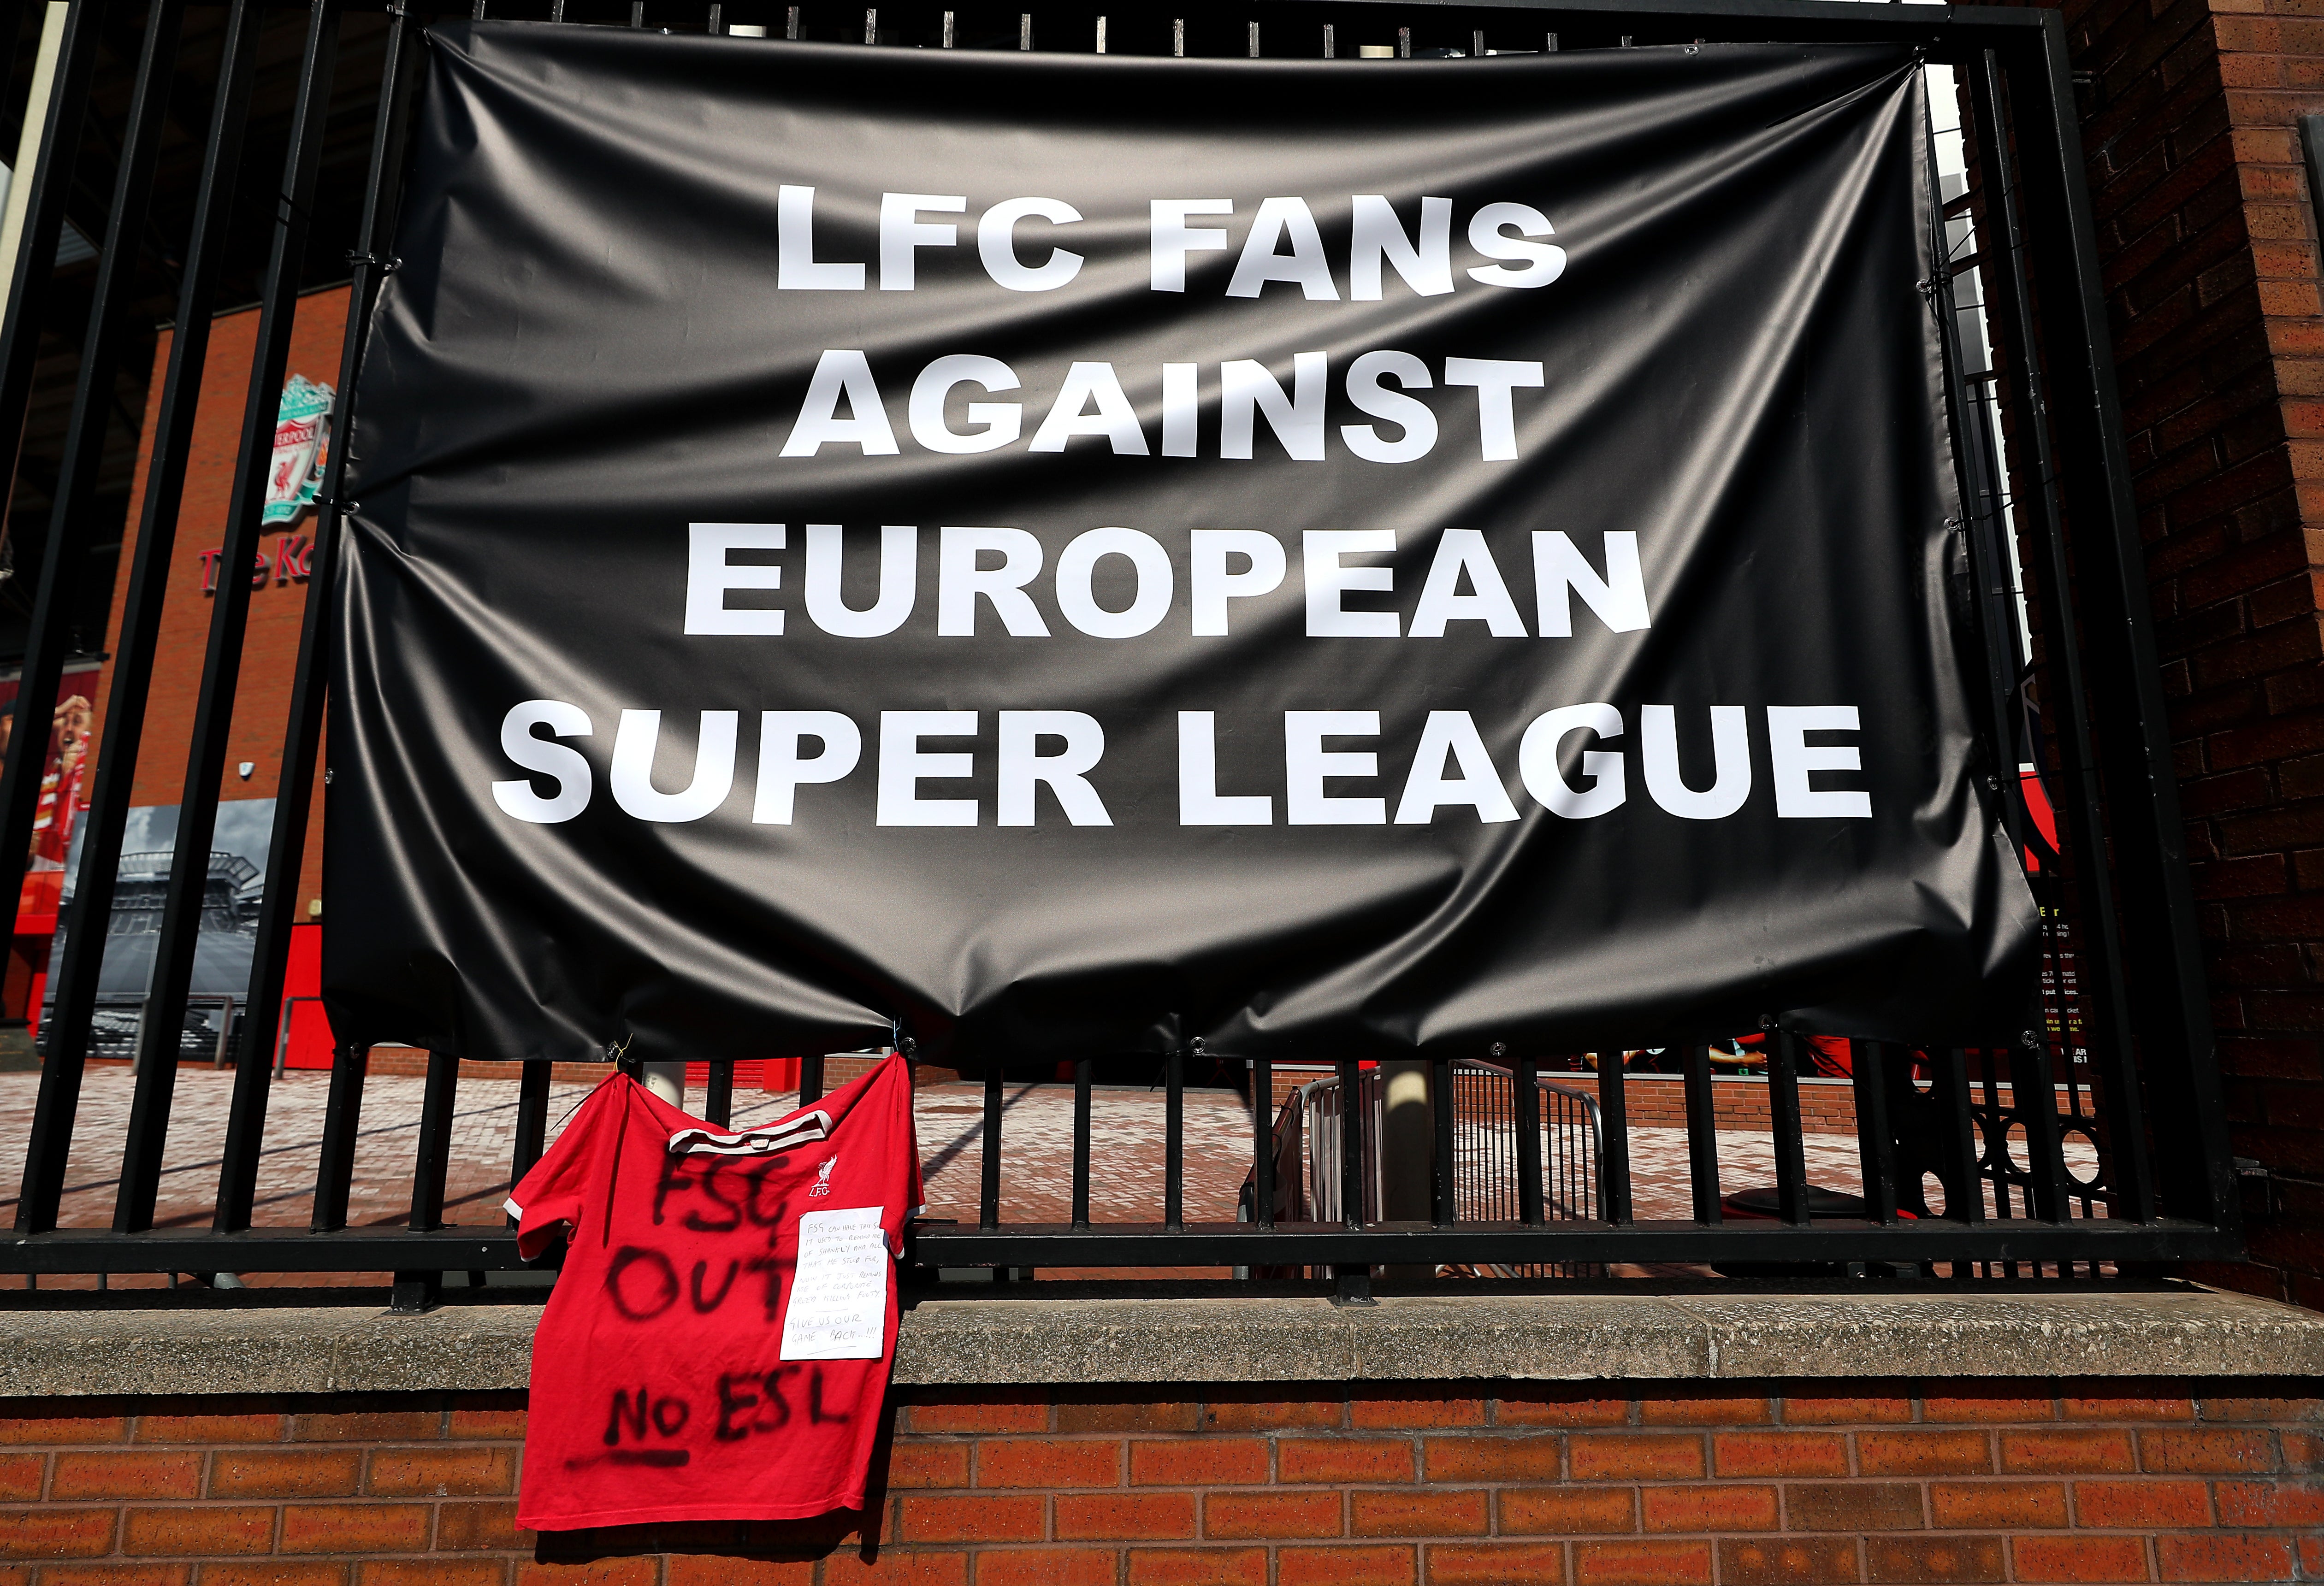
507,1055,922,1529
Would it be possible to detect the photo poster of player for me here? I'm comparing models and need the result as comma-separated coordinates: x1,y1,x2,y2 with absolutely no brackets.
46,799,276,1057
0,670,95,928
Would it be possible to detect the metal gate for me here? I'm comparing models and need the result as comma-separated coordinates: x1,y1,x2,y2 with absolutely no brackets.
0,0,2244,1298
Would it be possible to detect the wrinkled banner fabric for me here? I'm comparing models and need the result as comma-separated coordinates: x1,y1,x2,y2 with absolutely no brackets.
327,25,2038,1063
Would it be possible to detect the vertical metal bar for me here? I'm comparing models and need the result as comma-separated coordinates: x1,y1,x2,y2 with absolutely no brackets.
115,0,341,1235
1017,13,1029,48
11,0,184,808
979,1062,1002,1231
1335,1058,1362,1228
1469,1062,1490,1227
799,1051,823,1104
1925,83,2027,868
2039,12,2226,1235
2013,1036,2070,1222
1970,53,2166,1226
15,0,219,1235
1768,1030,1811,1227
1429,1055,1454,1226
1545,30,1558,49
1512,1056,1543,1225
1999,40,2194,1226
1683,1043,1721,1222
1476,1070,1497,1220
1321,22,1332,56
1548,1090,1568,1222
310,1045,369,1232
1093,14,1103,51
510,1059,550,1201
1852,1042,1899,1224
1471,28,1484,54
409,1051,458,1231
705,3,718,30
1251,1056,1273,1229
1595,1054,1632,1225
0,0,106,920
1579,1091,1598,1234
1449,1070,1469,1219
220,0,420,1233
1977,1051,2013,1223
629,2,644,25
1070,1057,1091,1228
1171,16,1182,54
1396,25,1409,56
785,6,798,38
1164,1045,1184,1231
1952,382,2028,846
861,8,873,43
1246,19,1257,54
706,1060,733,1127
940,10,952,45
1934,1047,1984,1225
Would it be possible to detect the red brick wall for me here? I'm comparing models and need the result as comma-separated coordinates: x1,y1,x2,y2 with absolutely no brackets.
2,1384,2318,1584
2023,0,2324,1305
94,287,351,923
1614,1078,1869,1138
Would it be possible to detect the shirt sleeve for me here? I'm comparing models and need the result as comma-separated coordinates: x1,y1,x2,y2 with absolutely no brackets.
506,1076,612,1261
904,1079,926,1221
891,1054,925,1227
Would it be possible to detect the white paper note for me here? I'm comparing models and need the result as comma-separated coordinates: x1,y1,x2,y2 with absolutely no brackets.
780,1205,891,1361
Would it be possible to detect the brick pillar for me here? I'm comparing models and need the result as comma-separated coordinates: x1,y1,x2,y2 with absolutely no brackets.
2044,0,2324,1303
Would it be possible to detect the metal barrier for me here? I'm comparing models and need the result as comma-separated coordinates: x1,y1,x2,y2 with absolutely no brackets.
1443,1062,1603,1231
272,996,321,1078
0,0,2244,1296
1285,1063,1602,1229
44,992,240,1068
1240,1062,1604,1282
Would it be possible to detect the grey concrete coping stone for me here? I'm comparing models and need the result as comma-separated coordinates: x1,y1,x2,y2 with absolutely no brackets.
0,1286,2316,1399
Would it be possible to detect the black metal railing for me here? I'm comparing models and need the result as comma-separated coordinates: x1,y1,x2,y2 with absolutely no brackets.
0,0,2243,1301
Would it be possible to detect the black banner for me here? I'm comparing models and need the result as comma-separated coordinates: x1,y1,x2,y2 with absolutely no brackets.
326,26,2037,1063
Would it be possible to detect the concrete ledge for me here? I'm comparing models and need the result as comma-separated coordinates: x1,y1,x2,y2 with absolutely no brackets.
0,1291,2314,1402
0,1286,2317,1397
894,1286,2324,1386
0,1304,539,1398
